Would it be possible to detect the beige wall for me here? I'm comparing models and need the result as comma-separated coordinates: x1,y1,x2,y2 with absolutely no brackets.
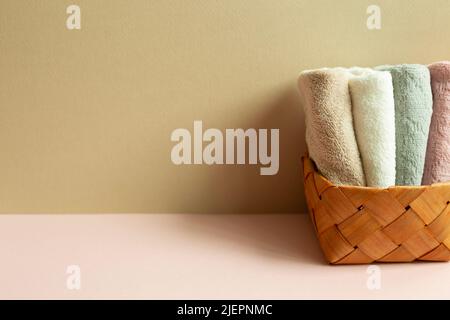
0,0,449,213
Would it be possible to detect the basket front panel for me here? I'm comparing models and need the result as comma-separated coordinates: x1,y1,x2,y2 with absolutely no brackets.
302,156,450,264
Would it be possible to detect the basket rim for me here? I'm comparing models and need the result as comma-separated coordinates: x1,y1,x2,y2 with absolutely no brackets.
302,153,450,190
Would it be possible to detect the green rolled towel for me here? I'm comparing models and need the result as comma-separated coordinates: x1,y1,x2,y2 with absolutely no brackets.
376,64,433,185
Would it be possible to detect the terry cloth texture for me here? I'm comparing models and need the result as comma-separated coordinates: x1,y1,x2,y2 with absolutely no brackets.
298,68,366,186
376,64,433,186
422,61,450,184
349,71,396,187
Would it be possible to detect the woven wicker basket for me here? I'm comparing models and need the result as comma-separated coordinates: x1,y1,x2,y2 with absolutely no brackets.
302,154,450,264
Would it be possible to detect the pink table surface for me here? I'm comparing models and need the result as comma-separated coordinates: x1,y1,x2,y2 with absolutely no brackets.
0,213,449,299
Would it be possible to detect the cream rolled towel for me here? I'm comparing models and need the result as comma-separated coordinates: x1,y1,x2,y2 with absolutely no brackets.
376,64,433,186
422,61,450,184
298,68,366,186
349,71,396,187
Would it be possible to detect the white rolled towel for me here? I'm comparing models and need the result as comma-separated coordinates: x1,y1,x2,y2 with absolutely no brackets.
349,71,396,187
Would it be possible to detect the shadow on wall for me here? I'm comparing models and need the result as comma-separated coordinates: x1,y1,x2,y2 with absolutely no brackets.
193,84,307,213
181,213,324,264
176,86,320,262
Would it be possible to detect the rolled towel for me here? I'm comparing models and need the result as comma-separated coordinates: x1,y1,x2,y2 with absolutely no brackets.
349,71,396,187
376,64,433,186
422,61,450,185
298,68,366,186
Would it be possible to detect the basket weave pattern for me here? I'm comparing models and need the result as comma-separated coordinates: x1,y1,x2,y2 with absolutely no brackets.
303,155,450,264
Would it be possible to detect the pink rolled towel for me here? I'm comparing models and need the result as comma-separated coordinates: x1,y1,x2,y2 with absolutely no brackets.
422,61,450,184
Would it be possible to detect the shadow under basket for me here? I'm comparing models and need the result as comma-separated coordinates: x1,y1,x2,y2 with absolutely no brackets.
302,155,450,264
